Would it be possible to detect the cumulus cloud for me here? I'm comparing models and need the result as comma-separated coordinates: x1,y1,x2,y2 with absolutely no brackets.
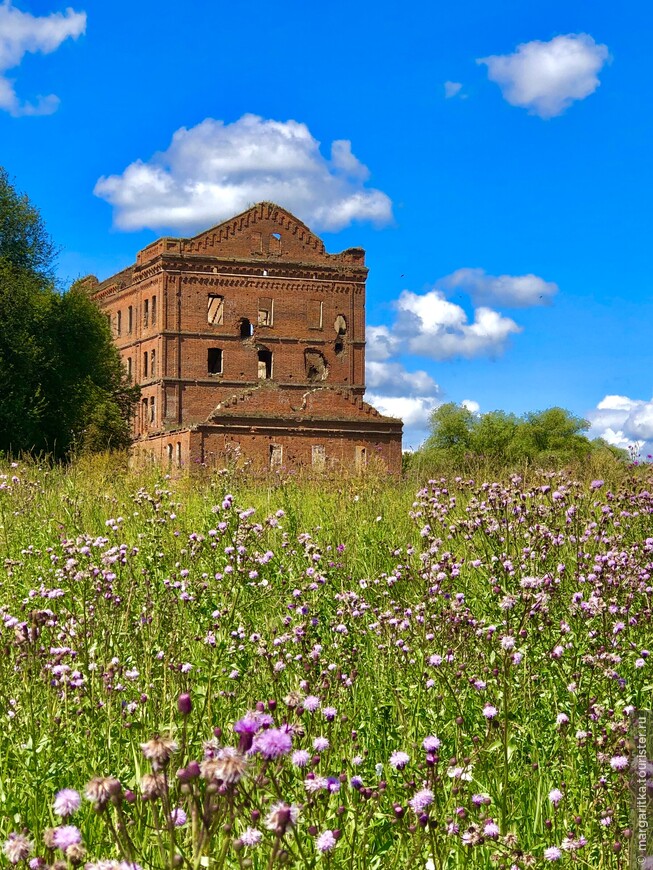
394,289,521,360
0,1,86,116
478,33,609,118
588,394,653,454
442,268,558,307
365,359,441,448
444,81,463,99
94,114,393,234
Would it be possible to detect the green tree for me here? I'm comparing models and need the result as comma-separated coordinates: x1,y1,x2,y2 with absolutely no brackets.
0,170,138,459
469,410,519,460
425,402,474,455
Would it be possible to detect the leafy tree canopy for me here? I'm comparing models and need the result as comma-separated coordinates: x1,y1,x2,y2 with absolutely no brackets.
0,169,138,459
420,402,626,470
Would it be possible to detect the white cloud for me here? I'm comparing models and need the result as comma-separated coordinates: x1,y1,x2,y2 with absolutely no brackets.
365,359,441,449
461,399,480,414
94,114,393,234
443,267,558,307
366,325,402,362
478,33,609,118
444,81,463,99
0,1,86,116
588,394,653,456
394,289,521,360
366,360,440,398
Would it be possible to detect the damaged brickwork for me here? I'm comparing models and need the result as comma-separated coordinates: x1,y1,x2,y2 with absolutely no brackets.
89,202,403,472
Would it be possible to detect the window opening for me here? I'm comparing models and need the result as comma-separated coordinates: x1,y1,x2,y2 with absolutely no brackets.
307,300,323,329
143,351,149,378
128,306,133,334
355,445,367,471
126,357,132,380
141,398,148,430
258,349,272,379
208,348,223,375
269,444,283,467
334,315,347,336
149,396,155,424
208,294,224,325
150,349,156,378
269,233,281,254
312,445,326,470
240,318,253,338
151,296,157,326
305,349,328,382
116,310,121,336
176,442,182,467
258,297,273,326
334,338,345,356
167,444,173,464
143,299,149,327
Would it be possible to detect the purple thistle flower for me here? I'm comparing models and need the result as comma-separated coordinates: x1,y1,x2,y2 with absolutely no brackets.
291,749,311,767
409,788,434,813
482,704,498,719
313,736,329,752
544,846,562,861
170,807,187,827
389,750,410,770
53,788,81,817
610,755,629,771
422,735,441,752
483,819,500,838
52,826,82,851
240,827,262,847
548,788,563,806
322,706,337,721
316,830,337,853
254,728,292,759
303,695,320,712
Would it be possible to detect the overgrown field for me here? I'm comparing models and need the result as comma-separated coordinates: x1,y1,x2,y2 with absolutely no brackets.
0,458,651,869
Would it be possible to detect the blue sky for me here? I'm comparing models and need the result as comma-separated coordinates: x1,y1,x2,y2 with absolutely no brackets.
2,0,653,451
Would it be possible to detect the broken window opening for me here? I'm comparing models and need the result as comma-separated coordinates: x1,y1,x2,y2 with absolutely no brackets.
258,349,273,379
141,398,148,430
312,445,326,470
258,297,273,326
150,349,156,378
151,296,157,326
176,442,182,466
305,349,328,382
240,318,254,338
116,310,122,336
270,444,283,467
143,351,149,379
269,233,281,254
334,314,347,336
307,300,323,330
143,298,149,328
128,306,133,334
334,338,345,357
149,396,155,424
166,444,173,464
126,357,132,380
208,347,223,375
208,294,224,325
355,445,367,471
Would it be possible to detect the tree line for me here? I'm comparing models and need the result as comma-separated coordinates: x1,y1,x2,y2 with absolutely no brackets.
0,168,137,459
406,402,627,472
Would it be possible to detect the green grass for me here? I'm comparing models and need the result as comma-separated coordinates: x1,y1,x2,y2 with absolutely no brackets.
0,455,650,869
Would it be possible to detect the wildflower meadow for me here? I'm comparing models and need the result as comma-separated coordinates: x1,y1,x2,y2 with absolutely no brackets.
0,457,651,869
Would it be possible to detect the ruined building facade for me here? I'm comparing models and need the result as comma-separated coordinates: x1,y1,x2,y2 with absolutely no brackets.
90,203,403,472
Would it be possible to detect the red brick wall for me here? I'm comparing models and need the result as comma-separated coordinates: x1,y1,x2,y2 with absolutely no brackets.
93,203,402,471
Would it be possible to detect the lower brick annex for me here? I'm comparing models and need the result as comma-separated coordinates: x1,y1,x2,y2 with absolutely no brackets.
89,202,403,473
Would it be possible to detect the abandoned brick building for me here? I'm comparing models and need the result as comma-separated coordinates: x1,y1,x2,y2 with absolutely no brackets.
89,202,403,472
